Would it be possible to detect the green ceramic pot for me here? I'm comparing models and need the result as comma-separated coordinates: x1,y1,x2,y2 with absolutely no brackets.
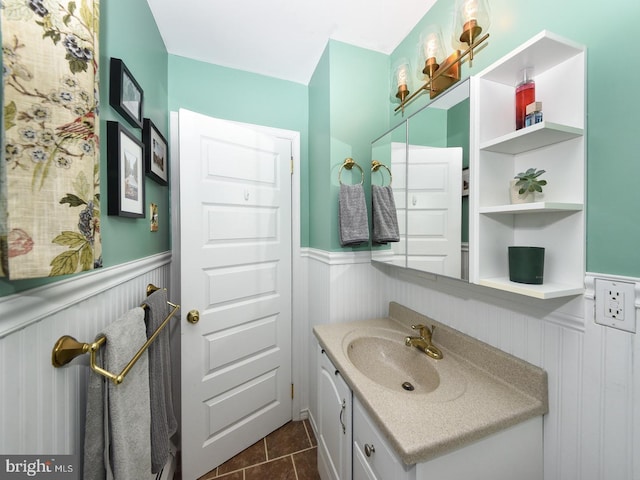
508,246,544,284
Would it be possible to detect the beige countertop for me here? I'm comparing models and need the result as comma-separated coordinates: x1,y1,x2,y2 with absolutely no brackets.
313,302,548,465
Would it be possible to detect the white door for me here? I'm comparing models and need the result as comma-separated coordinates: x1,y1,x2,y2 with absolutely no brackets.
406,144,462,276
178,109,292,480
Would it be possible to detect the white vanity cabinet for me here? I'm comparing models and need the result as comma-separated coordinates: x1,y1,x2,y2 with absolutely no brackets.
353,394,542,480
352,397,415,480
314,314,547,480
469,30,586,299
318,346,412,480
317,346,352,480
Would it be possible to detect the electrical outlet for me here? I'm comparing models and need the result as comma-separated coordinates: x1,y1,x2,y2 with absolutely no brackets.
595,279,636,333
604,288,624,320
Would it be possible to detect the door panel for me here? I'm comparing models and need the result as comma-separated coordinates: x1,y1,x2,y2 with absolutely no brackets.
179,109,292,480
406,145,462,276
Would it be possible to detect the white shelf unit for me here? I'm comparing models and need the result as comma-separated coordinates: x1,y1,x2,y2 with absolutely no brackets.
469,31,586,299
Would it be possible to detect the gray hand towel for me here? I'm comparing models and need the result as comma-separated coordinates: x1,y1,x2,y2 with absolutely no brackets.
83,307,153,480
339,183,370,246
142,289,178,474
371,185,400,244
84,351,106,480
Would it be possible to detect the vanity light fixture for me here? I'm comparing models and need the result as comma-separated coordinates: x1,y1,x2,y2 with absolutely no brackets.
394,0,490,111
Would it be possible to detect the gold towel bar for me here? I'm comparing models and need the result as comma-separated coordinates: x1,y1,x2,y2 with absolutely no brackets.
51,284,181,385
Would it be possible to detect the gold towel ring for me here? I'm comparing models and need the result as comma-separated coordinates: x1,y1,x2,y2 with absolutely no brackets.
338,158,364,185
371,160,392,186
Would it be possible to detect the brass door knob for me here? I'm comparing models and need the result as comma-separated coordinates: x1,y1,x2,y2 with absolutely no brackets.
187,310,200,324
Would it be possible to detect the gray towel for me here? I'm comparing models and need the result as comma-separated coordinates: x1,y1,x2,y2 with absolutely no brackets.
142,289,178,474
339,183,369,246
83,307,153,480
371,185,400,244
84,349,106,480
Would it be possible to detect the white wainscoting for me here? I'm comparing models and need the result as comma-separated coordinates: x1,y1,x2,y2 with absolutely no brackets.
306,249,640,480
0,253,173,457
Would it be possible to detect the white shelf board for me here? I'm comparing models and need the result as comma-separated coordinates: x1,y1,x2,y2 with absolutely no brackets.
480,122,583,154
477,277,584,299
479,202,583,214
477,31,585,87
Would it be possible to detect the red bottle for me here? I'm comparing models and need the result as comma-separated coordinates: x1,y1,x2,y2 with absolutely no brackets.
515,68,535,130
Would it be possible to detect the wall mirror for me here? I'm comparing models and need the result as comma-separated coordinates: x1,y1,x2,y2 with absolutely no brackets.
371,79,470,280
371,122,407,267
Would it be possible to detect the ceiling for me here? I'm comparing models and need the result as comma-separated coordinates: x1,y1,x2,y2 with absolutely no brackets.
146,0,438,85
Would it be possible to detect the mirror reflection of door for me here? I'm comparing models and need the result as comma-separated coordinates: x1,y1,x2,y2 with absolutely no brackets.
371,79,470,280
406,144,462,276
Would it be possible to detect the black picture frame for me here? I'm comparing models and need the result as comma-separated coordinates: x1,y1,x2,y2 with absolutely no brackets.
142,118,169,185
107,121,145,218
109,58,144,129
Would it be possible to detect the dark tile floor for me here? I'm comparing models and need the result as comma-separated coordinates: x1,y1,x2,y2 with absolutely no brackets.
195,419,319,480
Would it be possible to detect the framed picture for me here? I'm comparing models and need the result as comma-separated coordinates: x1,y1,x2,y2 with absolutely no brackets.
107,121,145,218
110,58,144,129
143,118,169,185
462,168,470,196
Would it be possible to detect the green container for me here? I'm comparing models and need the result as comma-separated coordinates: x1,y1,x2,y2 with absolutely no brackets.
508,246,545,284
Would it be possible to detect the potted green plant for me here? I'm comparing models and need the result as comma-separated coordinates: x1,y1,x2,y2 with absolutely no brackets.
510,167,547,203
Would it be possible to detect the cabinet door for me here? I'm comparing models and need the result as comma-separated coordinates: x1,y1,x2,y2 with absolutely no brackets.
353,443,378,480
317,347,352,480
352,397,415,480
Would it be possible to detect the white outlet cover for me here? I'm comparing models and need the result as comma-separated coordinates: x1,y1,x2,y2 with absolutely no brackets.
595,279,637,333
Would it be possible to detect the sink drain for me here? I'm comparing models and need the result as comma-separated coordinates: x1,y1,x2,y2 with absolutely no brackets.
401,381,415,391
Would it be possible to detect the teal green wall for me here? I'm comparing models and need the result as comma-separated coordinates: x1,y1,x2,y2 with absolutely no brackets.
308,47,332,250
167,55,310,247
100,0,170,263
308,40,389,251
391,0,640,276
0,0,169,296
408,107,447,147
447,100,469,169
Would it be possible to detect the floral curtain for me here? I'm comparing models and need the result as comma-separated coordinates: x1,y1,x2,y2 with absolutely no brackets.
1,0,101,279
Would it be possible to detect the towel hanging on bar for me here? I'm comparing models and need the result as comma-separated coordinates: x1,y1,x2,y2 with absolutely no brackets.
339,183,370,246
51,284,181,385
338,158,369,246
83,307,152,480
142,288,178,474
371,184,400,244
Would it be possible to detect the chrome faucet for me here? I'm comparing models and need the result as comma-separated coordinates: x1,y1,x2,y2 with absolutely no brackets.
405,324,443,360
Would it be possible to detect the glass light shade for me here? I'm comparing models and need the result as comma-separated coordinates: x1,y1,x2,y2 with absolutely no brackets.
452,0,491,48
395,62,410,88
391,60,412,103
418,27,446,79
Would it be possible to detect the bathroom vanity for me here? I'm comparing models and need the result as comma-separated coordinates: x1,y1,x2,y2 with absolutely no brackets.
314,302,548,480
